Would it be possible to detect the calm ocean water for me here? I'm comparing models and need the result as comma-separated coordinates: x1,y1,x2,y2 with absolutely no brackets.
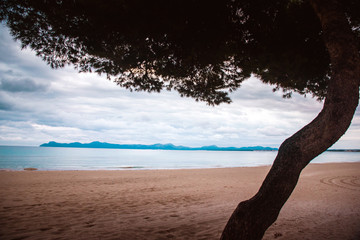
0,146,359,171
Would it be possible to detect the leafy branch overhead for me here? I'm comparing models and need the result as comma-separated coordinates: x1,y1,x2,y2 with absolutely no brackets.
1,0,359,104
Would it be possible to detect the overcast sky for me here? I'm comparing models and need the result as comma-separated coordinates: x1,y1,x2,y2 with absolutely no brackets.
0,24,359,148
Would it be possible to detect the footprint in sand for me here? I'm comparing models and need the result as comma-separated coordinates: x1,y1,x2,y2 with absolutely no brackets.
84,220,96,228
39,227,52,232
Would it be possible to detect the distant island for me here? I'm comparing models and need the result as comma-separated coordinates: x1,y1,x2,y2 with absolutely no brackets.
40,141,278,151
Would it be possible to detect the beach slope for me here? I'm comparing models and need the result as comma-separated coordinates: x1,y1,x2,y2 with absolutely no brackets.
0,162,359,239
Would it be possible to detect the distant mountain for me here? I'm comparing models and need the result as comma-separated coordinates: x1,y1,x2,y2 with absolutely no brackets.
40,141,278,151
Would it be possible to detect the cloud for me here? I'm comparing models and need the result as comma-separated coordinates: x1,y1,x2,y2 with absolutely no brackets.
257,126,289,137
0,94,12,110
0,77,49,92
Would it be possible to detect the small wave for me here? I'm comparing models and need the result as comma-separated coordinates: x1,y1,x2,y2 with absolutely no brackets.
113,166,145,169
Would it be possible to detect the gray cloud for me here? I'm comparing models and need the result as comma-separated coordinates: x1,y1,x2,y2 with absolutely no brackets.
0,100,12,110
0,92,15,110
0,78,49,92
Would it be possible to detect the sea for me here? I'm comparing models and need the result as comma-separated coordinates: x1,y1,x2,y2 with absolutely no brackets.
0,146,359,171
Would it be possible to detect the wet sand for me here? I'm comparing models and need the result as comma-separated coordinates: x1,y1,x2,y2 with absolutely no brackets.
0,162,359,239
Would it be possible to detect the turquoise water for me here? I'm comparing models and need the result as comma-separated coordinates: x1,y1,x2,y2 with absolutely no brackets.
0,146,359,170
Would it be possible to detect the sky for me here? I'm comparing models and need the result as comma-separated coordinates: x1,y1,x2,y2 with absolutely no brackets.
0,24,359,149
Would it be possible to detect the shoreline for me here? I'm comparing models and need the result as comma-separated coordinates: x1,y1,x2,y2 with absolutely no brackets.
1,162,359,239
1,160,360,172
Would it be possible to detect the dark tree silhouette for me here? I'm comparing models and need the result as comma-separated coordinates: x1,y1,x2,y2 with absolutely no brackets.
1,0,359,239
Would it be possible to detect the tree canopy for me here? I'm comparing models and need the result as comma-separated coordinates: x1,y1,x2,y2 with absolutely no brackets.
1,0,358,105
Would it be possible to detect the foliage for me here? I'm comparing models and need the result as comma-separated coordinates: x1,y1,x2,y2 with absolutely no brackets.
1,0,359,105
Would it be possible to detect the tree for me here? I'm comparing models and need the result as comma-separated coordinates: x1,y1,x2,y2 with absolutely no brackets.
1,0,359,239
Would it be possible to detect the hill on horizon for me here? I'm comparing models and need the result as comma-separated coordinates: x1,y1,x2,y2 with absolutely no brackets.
40,141,278,151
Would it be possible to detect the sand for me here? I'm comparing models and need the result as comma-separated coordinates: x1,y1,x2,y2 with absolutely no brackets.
0,162,359,240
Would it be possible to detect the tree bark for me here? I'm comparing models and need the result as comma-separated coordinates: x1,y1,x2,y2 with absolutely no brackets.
220,0,360,239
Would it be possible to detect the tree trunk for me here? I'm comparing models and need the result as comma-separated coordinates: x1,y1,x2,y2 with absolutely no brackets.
220,0,360,239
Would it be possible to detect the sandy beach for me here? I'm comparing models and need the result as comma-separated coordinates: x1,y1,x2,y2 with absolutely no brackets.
0,162,359,240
